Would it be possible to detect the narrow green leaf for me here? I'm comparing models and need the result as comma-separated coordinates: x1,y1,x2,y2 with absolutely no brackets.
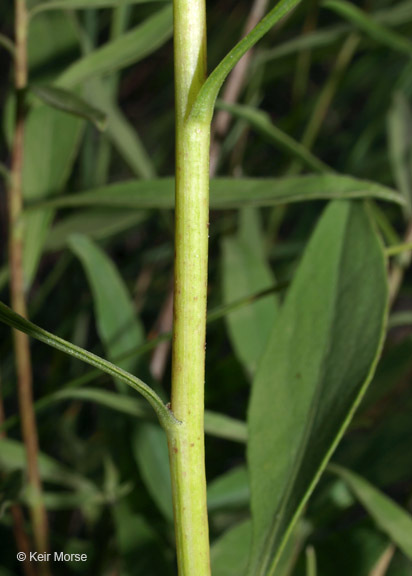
57,6,173,88
29,0,168,18
207,466,249,512
0,163,10,182
247,201,388,576
0,301,176,428
211,520,252,576
323,0,412,56
216,101,331,173
69,234,174,521
52,387,151,419
387,92,412,217
330,465,412,561
259,1,412,64
191,0,303,124
45,210,147,251
306,546,317,576
222,208,279,377
68,234,144,378
15,385,247,444
29,175,404,211
0,34,15,55
86,78,156,179
203,410,247,444
22,104,83,287
31,85,107,130
132,424,173,521
0,438,96,493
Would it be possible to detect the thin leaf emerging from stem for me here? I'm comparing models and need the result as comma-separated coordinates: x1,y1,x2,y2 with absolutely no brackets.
190,0,303,124
0,301,179,430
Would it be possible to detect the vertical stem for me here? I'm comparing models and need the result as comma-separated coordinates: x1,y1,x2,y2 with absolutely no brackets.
8,0,50,564
168,1,211,575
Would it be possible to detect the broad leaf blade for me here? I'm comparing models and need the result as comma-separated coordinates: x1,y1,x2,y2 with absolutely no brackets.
211,520,252,576
330,465,412,561
248,201,388,576
30,175,404,211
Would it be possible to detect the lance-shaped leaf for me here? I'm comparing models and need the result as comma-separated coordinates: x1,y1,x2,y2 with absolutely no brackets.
190,0,303,123
31,85,107,130
0,301,176,429
330,465,412,561
222,208,279,377
29,175,404,211
57,5,173,88
29,0,168,18
247,201,388,576
216,101,331,174
387,92,412,217
323,0,412,56
69,234,173,521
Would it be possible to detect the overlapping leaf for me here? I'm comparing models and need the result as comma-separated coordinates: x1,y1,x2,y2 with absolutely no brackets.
248,201,388,575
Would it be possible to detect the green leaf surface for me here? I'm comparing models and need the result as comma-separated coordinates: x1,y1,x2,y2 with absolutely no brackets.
216,102,331,173
306,546,317,576
330,465,412,561
113,503,173,576
247,201,388,576
323,0,412,56
0,438,96,493
29,175,404,212
45,210,147,251
69,234,174,521
304,525,389,576
211,520,252,576
259,1,412,64
207,466,249,512
29,0,168,18
222,208,278,376
132,423,173,521
85,78,156,179
57,6,173,88
388,92,412,217
0,301,174,427
68,234,144,377
191,0,303,123
22,104,83,287
31,85,107,130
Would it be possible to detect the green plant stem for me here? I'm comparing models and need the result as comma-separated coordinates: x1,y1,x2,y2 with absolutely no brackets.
8,0,50,566
169,0,211,574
